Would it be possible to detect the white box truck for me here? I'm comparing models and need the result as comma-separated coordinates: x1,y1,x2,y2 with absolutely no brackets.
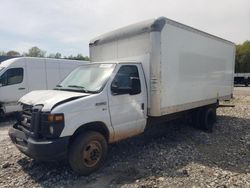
9,17,235,175
0,57,87,117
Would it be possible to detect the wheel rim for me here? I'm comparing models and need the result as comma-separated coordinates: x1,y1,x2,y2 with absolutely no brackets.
82,140,102,167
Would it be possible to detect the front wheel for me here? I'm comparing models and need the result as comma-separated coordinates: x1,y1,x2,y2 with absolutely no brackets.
68,131,107,175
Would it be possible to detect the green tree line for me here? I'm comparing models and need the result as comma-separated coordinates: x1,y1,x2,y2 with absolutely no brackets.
0,46,89,61
235,40,250,73
1,41,250,72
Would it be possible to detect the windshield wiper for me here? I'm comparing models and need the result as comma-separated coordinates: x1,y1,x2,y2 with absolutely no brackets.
55,85,97,93
67,85,85,89
54,84,62,90
67,85,92,93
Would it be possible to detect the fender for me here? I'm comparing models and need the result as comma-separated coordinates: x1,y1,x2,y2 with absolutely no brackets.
70,122,111,143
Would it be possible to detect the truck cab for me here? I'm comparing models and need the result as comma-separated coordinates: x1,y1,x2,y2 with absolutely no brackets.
9,61,148,175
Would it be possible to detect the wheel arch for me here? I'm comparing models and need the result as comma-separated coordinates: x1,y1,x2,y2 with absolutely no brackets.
69,121,110,145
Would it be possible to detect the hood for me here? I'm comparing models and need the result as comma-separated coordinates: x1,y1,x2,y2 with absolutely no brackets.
19,90,88,111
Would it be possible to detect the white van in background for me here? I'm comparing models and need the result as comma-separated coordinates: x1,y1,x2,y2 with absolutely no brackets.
0,57,88,117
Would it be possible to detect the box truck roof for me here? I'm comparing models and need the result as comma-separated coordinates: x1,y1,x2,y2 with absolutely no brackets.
89,17,234,47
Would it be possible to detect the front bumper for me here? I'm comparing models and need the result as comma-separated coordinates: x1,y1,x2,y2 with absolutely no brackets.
9,124,69,161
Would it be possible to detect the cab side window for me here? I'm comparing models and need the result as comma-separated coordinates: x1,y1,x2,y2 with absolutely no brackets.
111,65,141,95
0,68,24,86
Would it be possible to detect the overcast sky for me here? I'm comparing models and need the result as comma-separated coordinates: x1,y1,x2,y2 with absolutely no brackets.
0,0,249,56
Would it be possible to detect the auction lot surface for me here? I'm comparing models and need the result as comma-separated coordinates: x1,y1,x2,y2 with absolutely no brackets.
0,87,249,188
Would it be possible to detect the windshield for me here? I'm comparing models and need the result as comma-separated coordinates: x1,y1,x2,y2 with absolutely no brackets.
55,63,115,93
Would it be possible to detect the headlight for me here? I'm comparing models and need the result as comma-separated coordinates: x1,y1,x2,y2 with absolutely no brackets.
41,113,65,138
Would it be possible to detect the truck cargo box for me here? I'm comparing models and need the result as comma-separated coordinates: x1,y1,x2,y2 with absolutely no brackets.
90,17,235,116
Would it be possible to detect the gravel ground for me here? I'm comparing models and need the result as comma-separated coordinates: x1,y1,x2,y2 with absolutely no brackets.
0,88,249,188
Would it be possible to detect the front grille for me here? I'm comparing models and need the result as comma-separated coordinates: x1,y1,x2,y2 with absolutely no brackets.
18,104,43,138
21,104,33,130
23,104,32,116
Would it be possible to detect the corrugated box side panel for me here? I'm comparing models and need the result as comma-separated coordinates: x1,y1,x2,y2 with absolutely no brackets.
160,23,235,115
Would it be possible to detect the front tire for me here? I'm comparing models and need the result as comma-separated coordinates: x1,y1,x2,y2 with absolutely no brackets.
68,131,107,175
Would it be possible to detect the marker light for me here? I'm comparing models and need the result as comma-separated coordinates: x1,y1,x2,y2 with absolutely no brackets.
48,114,64,122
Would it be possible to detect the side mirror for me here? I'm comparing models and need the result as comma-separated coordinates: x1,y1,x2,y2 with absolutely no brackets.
111,84,131,95
111,77,141,95
129,77,141,95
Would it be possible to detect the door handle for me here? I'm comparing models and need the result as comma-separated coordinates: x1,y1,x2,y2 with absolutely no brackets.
141,103,144,110
18,88,25,90
95,102,107,106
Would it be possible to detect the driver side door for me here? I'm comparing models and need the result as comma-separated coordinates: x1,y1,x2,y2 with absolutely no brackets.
108,64,147,142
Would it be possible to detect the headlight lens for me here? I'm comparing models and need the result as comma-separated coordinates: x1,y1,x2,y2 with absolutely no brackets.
41,113,65,138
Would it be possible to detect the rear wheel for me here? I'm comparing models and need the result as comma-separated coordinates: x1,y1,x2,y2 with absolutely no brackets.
68,131,107,175
190,109,202,129
200,107,216,132
191,106,217,132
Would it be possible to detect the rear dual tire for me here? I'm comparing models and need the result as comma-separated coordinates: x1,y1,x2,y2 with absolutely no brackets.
200,107,216,132
191,106,217,132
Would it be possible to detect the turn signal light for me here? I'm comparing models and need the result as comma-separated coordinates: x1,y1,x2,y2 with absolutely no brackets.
48,114,64,122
